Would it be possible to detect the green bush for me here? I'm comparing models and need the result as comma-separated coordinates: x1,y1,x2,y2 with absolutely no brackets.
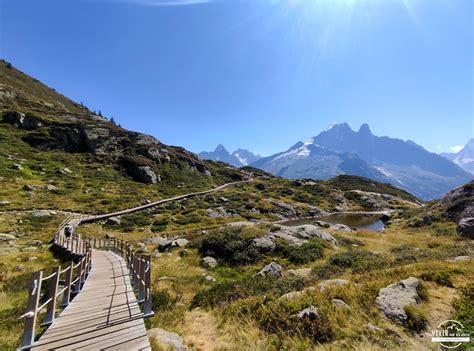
453,283,474,343
420,270,453,287
327,250,388,273
198,227,262,265
151,290,181,312
191,276,304,308
332,234,364,248
311,263,343,280
404,305,428,333
228,297,334,343
275,239,325,264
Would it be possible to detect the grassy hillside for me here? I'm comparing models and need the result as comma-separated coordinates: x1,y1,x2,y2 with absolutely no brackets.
1,61,472,351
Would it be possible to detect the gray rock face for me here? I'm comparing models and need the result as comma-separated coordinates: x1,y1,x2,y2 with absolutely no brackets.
453,256,471,262
457,217,474,239
201,256,217,268
172,238,189,248
206,207,233,218
287,268,312,278
329,223,353,232
106,217,121,226
148,328,188,351
3,111,44,130
27,240,43,247
252,237,276,252
287,225,338,246
0,233,16,241
138,166,159,184
31,209,55,217
255,262,283,279
279,291,305,300
297,306,319,320
375,277,421,323
23,184,36,191
332,299,350,309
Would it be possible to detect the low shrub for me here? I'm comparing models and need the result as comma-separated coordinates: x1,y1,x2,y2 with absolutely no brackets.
332,234,364,248
420,270,453,287
404,305,428,333
311,263,344,280
453,283,474,342
151,290,181,312
198,227,262,265
191,276,304,308
327,250,388,273
275,239,325,264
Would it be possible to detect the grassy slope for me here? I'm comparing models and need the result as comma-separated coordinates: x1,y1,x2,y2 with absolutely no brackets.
1,60,472,350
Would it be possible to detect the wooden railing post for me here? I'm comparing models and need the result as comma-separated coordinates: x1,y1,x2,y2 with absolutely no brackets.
62,262,74,307
20,271,43,349
42,266,60,326
143,255,154,318
94,237,96,249
74,260,83,293
138,255,145,302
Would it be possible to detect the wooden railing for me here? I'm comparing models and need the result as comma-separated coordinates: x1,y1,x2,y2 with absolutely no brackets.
93,237,154,318
18,230,153,350
19,235,92,350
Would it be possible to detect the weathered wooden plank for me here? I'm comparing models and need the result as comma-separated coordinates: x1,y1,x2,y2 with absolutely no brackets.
31,250,151,351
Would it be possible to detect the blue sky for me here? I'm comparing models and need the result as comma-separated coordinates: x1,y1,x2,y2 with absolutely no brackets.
1,0,472,156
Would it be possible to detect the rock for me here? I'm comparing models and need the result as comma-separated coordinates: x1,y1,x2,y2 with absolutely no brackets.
365,323,383,332
63,167,73,174
255,262,283,279
28,256,38,261
3,111,44,129
287,268,312,278
380,213,392,222
457,218,474,239
137,166,159,184
219,197,229,202
329,223,353,232
0,233,16,241
44,184,58,191
375,277,421,323
172,238,189,247
297,306,319,320
0,200,11,206
453,256,471,262
31,209,54,217
136,242,146,249
279,291,304,300
206,207,232,218
276,225,338,246
12,163,23,170
332,299,351,309
314,220,331,228
148,328,188,351
317,279,350,291
179,249,190,257
204,275,216,283
21,247,37,252
13,265,25,272
252,236,276,252
105,217,121,226
27,240,43,247
23,184,36,191
201,256,217,269
225,221,256,227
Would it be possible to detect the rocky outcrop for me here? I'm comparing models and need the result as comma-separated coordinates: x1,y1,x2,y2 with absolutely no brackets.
255,262,283,279
3,111,44,130
137,166,159,184
201,256,217,268
148,328,188,351
375,277,421,323
297,306,319,320
287,268,312,278
436,180,474,221
457,217,474,239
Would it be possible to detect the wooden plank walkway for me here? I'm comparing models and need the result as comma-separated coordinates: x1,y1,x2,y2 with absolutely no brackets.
31,250,151,351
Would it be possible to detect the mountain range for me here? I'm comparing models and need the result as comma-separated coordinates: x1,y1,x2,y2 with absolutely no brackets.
441,139,474,174
199,145,261,167
251,123,472,200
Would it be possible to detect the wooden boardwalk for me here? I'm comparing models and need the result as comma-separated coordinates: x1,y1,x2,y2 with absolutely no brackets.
30,250,151,351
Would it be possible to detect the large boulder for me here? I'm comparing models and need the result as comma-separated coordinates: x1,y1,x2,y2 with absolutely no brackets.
201,256,217,269
255,262,283,279
148,328,188,351
375,277,421,323
137,166,159,184
3,111,45,130
252,236,276,252
0,233,16,241
297,305,319,320
457,217,474,239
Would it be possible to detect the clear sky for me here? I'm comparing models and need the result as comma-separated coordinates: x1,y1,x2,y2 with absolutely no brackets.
1,0,472,156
